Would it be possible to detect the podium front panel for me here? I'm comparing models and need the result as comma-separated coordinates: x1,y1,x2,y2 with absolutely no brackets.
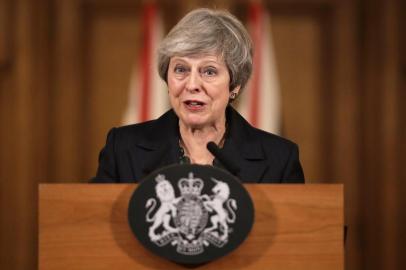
39,184,343,270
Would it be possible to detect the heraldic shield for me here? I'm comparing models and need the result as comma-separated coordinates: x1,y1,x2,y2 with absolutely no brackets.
128,164,255,265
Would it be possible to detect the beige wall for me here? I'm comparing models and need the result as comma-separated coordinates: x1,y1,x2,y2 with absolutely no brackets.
0,0,405,269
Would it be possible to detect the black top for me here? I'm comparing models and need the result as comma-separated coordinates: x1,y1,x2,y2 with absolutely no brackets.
92,106,305,183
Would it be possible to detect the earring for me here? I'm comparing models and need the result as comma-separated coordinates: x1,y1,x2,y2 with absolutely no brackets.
230,92,237,100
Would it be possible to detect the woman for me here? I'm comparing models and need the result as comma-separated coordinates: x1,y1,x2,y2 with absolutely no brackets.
93,8,304,183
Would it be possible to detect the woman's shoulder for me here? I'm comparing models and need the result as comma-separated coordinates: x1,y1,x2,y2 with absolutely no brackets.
113,119,156,136
251,127,299,153
106,109,178,146
229,106,299,151
115,110,176,133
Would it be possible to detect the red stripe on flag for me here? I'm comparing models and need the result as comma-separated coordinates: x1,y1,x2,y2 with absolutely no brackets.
249,3,263,127
140,4,156,121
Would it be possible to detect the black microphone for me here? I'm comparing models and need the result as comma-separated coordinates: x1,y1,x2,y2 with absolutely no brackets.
207,141,240,176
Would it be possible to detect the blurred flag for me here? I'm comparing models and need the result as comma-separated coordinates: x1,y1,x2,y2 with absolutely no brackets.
236,3,282,135
122,2,169,125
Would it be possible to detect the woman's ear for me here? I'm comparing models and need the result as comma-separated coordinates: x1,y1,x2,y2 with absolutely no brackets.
233,85,241,95
230,86,241,100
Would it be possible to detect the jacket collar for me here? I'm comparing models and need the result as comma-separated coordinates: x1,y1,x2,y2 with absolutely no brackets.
221,106,268,182
131,106,269,182
130,110,180,176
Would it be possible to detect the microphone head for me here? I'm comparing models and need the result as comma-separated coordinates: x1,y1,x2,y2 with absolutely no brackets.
206,141,218,153
206,141,239,176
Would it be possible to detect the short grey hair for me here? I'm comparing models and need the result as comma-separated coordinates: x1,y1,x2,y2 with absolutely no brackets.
158,8,253,91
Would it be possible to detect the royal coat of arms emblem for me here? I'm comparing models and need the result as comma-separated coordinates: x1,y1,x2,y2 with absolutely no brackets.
128,164,254,265
145,173,237,255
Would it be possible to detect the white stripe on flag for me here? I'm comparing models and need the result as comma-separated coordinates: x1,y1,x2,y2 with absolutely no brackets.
235,3,281,135
122,3,168,125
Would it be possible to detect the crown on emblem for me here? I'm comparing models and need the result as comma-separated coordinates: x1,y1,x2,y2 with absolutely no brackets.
155,174,167,183
178,173,204,196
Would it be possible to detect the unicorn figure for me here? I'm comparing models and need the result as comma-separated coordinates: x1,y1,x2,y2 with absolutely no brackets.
203,178,237,241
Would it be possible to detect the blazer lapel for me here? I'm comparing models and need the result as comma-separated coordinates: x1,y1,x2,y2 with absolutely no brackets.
129,110,180,180
222,138,268,183
223,107,269,183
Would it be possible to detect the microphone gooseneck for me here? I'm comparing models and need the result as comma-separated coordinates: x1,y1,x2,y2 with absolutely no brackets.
207,141,240,176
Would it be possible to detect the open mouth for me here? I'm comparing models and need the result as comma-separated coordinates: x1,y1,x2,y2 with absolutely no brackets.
184,100,205,110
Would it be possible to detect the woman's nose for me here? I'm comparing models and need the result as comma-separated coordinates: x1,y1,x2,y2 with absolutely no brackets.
185,70,201,92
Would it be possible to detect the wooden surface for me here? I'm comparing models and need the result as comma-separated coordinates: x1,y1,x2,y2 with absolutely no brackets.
39,184,343,270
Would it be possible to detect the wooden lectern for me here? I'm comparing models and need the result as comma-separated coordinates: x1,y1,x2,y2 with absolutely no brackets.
39,184,343,269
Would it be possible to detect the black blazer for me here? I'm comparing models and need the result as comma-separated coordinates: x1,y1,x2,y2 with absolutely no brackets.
93,106,304,183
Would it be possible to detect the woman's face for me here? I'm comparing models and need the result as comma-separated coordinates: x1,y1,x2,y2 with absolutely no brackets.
167,54,239,128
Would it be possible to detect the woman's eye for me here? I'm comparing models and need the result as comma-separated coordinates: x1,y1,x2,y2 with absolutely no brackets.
203,68,217,76
174,66,187,73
